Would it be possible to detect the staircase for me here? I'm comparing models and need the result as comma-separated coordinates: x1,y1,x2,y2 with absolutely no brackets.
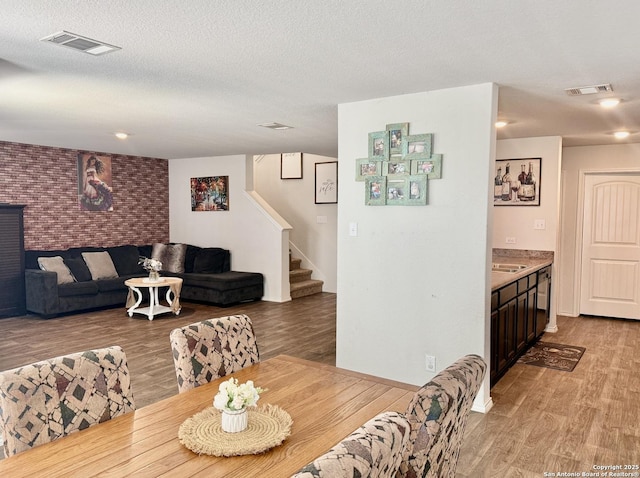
289,257,324,299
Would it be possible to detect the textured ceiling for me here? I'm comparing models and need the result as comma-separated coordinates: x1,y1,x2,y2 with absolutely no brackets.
1,1,640,159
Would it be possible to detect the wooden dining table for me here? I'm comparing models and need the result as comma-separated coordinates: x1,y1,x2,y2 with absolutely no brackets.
0,355,418,477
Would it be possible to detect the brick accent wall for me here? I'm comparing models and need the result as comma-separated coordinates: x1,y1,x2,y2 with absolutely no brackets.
0,141,169,250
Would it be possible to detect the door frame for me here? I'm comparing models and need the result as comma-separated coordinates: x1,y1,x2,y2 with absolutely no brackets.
573,168,640,316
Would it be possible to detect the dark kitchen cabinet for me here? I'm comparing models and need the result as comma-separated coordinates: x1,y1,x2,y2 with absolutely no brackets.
490,266,551,387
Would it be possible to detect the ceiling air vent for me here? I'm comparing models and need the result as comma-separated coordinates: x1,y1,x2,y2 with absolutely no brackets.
565,84,613,96
40,31,121,56
258,122,293,130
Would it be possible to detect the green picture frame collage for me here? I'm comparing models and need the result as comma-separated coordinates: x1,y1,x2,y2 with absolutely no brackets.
356,122,443,206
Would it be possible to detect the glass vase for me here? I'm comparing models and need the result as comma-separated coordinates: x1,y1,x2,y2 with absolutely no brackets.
148,270,160,282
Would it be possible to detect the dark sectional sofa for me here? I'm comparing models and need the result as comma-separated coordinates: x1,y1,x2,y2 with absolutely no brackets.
24,244,264,319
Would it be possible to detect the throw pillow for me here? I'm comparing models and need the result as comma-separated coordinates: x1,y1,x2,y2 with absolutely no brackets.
151,243,187,273
193,248,228,274
63,257,93,282
107,245,144,276
37,256,76,284
81,251,119,280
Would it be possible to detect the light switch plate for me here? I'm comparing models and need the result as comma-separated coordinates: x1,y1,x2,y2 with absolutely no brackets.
349,222,358,236
534,219,546,230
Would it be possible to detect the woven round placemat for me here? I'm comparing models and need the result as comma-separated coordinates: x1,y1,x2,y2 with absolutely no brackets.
178,404,293,457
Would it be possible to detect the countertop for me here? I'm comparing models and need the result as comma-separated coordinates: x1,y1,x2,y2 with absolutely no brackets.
491,255,553,291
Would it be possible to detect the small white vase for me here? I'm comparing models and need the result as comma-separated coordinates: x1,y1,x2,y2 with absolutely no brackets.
221,408,248,433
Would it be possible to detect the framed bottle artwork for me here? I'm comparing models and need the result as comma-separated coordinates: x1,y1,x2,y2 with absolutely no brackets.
493,158,541,206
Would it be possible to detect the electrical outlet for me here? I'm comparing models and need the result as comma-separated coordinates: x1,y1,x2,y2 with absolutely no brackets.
425,354,436,372
534,219,546,230
505,236,516,244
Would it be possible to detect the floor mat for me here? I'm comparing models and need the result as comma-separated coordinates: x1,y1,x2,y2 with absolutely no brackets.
517,341,585,372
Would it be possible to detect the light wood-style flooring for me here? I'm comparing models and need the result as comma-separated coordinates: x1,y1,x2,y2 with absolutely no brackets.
0,294,336,409
1,296,638,475
458,313,640,476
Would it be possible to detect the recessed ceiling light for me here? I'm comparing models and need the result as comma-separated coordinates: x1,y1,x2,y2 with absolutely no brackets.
258,122,293,130
614,131,630,139
599,98,620,108
495,120,509,128
114,132,129,139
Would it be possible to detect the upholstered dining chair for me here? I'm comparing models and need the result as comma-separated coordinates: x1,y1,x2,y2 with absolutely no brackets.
0,345,135,457
169,314,260,393
397,354,486,478
291,411,410,478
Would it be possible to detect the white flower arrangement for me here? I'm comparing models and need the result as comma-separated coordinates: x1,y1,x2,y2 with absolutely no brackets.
139,257,162,272
213,378,265,412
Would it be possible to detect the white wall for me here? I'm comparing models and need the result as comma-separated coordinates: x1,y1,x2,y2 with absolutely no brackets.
494,137,562,251
337,84,498,412
168,155,291,302
494,137,562,330
253,153,338,292
558,143,640,316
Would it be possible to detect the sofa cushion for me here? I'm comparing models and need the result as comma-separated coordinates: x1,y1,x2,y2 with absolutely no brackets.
37,256,75,284
58,281,99,297
63,257,93,282
82,252,119,280
180,271,263,291
25,250,69,270
108,245,144,276
138,244,152,259
184,245,201,273
152,243,187,273
192,248,229,274
95,277,129,293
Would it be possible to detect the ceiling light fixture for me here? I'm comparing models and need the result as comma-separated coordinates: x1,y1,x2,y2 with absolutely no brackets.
614,131,630,139
114,132,129,139
258,122,293,130
40,31,121,56
599,98,620,108
495,120,509,128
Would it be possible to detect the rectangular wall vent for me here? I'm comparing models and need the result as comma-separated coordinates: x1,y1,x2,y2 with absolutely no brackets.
565,84,613,96
40,31,121,56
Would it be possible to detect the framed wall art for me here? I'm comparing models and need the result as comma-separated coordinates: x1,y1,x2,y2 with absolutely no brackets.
383,160,411,176
410,154,442,179
402,133,433,160
493,157,541,206
385,177,408,206
364,176,386,206
406,175,428,205
315,161,338,204
386,122,409,156
368,131,389,160
281,152,303,179
190,176,229,211
78,154,113,211
356,158,382,181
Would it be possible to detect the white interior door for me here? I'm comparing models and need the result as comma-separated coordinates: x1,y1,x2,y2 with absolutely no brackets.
580,173,640,320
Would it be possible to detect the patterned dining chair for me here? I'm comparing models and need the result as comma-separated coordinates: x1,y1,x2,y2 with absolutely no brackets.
169,314,260,393
397,354,486,478
291,411,410,478
0,345,135,457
